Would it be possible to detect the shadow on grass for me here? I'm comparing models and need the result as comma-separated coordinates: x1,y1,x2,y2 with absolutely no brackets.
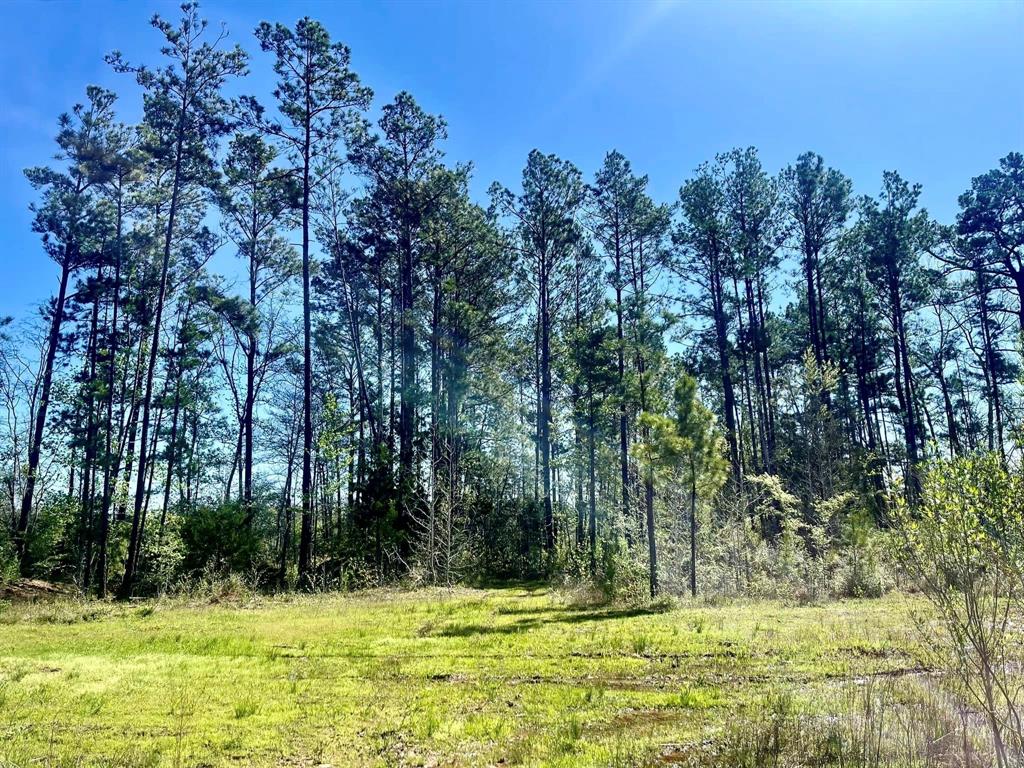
465,578,551,593
432,605,668,638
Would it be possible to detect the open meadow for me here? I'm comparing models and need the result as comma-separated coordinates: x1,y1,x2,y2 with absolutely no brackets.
0,586,959,768
1,0,1022,765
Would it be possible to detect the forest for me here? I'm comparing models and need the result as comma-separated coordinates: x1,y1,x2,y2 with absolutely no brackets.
2,3,1024,765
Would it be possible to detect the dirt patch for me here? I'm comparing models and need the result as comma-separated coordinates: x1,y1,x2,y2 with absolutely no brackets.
658,742,709,764
0,579,72,602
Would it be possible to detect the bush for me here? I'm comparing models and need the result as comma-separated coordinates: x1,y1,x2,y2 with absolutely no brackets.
135,516,186,595
896,452,1024,765
715,678,987,766
179,502,266,578
834,508,894,598
596,539,649,602
0,527,18,584
697,477,819,600
693,475,896,601
25,497,82,583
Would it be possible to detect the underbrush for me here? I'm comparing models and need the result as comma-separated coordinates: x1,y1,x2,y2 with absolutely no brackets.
0,528,18,585
699,676,998,768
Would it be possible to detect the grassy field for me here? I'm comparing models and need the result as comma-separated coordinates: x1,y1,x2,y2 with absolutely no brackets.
0,586,941,767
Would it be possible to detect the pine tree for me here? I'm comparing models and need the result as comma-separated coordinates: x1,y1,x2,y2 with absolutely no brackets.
248,17,371,586
674,165,742,484
18,87,115,571
781,152,852,373
860,172,937,502
216,133,299,515
111,2,247,597
347,92,447,555
491,151,586,557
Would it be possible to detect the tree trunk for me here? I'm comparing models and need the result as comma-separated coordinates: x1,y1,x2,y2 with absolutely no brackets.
645,469,657,597
298,101,314,588
689,463,698,598
97,208,123,598
17,257,71,571
539,270,554,553
588,393,597,577
80,279,102,590
159,364,183,542
243,237,257,513
615,249,631,548
712,267,740,483
120,98,188,599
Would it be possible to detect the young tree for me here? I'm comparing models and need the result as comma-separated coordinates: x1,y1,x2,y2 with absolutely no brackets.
671,374,724,597
638,372,724,597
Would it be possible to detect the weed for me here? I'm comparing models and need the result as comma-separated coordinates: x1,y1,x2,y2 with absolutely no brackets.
233,696,260,719
631,632,653,655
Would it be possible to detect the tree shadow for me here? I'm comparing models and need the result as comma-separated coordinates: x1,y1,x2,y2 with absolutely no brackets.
432,605,668,638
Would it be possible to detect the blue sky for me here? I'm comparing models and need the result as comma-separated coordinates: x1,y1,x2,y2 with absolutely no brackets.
1,0,1021,320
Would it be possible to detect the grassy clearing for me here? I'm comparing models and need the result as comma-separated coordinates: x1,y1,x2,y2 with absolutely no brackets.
0,586,932,767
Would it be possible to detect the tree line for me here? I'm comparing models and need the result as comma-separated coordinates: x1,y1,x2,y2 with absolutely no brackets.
2,3,1021,599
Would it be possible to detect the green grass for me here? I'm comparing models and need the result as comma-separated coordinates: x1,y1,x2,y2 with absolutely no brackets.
0,586,928,767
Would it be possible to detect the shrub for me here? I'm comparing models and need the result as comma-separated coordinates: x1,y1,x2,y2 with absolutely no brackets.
135,516,185,595
715,678,988,766
896,452,1024,766
0,527,17,584
834,508,894,598
596,538,648,602
179,502,265,577
25,497,82,583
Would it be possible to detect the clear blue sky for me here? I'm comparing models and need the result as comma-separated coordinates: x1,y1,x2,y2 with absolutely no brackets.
1,0,1021,320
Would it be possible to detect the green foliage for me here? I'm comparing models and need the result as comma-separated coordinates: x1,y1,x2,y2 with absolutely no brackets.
895,453,1024,763
135,518,186,595
179,502,266,578
595,538,648,601
24,497,81,583
836,507,893,598
957,152,1024,277
468,496,546,582
0,527,17,585
896,452,1021,596
3,1,1018,637
693,475,895,601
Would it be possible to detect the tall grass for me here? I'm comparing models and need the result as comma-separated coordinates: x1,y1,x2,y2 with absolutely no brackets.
707,677,996,768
